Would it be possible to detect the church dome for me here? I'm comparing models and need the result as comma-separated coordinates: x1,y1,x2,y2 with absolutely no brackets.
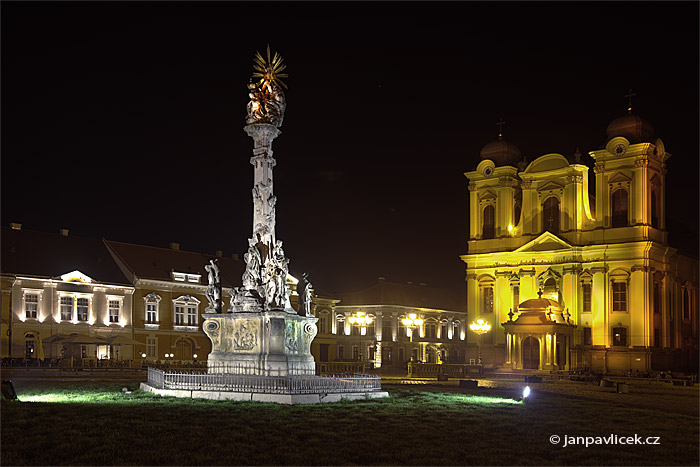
606,113,654,143
479,137,522,167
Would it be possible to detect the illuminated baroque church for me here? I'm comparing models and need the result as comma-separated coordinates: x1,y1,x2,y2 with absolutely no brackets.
461,104,698,373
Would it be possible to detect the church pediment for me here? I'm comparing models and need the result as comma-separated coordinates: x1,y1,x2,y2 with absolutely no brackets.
479,190,497,201
608,172,631,184
59,270,94,283
515,232,572,253
538,181,565,192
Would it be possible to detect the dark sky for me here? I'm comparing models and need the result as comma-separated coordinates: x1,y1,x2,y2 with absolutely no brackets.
2,1,698,304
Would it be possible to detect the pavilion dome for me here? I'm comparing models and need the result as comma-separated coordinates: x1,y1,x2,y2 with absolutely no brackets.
605,112,654,143
479,137,522,167
518,296,562,312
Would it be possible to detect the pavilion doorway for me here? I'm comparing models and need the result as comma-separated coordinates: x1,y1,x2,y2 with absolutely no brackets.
522,336,540,369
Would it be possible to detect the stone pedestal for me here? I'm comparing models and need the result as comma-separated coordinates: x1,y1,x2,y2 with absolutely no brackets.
203,311,318,376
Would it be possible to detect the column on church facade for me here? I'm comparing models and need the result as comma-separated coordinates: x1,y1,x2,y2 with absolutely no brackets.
496,173,517,237
562,265,580,326
494,271,511,345
591,267,607,346
466,273,479,321
631,162,649,225
593,165,609,228
630,265,650,347
468,183,479,240
518,268,537,302
520,179,538,236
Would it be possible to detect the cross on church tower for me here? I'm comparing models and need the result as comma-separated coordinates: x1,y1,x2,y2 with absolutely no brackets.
496,117,505,138
625,88,636,114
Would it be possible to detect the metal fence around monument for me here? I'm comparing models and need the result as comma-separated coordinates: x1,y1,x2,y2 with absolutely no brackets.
147,366,382,394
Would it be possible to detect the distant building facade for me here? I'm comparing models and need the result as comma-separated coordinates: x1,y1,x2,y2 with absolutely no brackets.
461,110,698,373
335,278,468,372
1,226,135,363
1,227,338,366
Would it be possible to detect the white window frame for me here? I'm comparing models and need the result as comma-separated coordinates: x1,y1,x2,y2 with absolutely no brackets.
173,295,200,331
22,289,42,320
143,292,161,328
77,297,90,322
106,295,124,325
108,300,120,323
60,295,74,321
58,292,93,324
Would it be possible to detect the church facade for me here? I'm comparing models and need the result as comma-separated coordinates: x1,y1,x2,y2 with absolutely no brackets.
461,110,698,373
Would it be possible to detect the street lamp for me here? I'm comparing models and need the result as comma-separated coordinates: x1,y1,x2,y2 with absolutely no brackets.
469,318,492,365
402,313,424,343
348,311,374,362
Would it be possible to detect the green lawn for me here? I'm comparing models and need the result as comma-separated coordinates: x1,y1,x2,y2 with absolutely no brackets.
1,380,698,466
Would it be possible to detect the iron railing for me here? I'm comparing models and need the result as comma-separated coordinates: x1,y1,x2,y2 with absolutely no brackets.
147,367,382,394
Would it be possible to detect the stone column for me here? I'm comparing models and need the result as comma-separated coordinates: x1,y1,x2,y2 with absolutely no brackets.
244,123,281,247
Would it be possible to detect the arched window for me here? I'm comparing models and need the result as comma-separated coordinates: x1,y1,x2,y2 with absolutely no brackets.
651,191,659,228
611,189,628,228
542,197,559,233
482,205,495,239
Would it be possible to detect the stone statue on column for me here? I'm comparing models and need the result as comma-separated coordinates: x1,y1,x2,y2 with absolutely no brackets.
297,272,313,317
205,259,222,313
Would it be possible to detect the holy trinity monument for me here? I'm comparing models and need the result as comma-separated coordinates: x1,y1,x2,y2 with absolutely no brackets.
200,46,318,376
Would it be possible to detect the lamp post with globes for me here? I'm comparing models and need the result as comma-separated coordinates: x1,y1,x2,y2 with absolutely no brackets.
402,313,424,364
348,311,374,364
469,318,492,367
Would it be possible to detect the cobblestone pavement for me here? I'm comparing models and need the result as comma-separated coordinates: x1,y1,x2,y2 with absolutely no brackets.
382,376,699,416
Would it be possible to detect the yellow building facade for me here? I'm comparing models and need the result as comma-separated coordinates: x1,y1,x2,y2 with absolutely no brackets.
461,112,698,373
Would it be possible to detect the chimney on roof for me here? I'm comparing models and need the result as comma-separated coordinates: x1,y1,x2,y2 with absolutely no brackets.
10,223,21,230
378,276,385,281
232,253,240,260
216,250,223,258
60,229,69,236
170,242,180,250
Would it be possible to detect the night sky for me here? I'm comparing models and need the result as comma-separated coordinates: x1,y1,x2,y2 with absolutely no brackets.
2,1,698,304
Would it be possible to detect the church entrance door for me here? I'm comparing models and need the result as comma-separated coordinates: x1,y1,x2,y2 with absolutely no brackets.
522,336,540,370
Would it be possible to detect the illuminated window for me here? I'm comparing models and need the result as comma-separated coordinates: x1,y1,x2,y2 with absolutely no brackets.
612,282,627,312
583,327,592,346
482,205,495,239
144,293,161,324
653,282,662,315
146,303,158,323
175,306,185,325
582,283,592,312
106,300,119,323
146,337,157,357
542,197,560,233
483,286,494,313
440,322,447,339
25,293,38,319
611,189,628,228
173,296,199,327
650,191,658,228
612,326,627,346
60,296,73,321
187,306,197,325
452,322,460,339
382,319,393,341
683,288,690,320
77,298,89,321
318,314,328,334
425,323,436,339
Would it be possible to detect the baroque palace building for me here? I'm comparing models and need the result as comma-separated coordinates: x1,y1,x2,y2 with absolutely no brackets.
461,109,698,373
334,278,468,373
1,226,338,365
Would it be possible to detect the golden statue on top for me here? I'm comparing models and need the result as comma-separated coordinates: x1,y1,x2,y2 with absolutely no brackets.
246,45,287,128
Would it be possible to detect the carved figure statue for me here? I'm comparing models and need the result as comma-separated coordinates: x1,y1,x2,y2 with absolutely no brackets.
205,259,221,312
297,272,313,317
242,244,263,290
246,46,288,128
